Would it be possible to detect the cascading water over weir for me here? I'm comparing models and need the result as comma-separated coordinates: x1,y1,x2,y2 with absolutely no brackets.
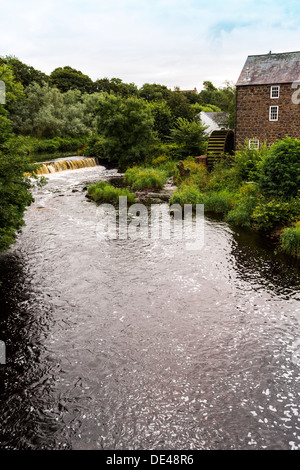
36,156,99,175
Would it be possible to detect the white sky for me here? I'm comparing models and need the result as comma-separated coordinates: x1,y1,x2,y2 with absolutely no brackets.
1,0,300,90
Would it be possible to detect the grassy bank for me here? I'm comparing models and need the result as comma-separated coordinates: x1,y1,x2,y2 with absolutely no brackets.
86,181,136,205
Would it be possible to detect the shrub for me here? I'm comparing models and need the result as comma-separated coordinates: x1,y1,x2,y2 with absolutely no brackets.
87,181,136,205
152,155,168,166
233,141,269,183
170,185,235,213
168,117,208,157
251,196,300,231
279,222,300,258
226,183,259,227
203,190,235,213
174,157,208,189
124,166,168,190
170,184,203,209
205,157,238,192
258,137,300,199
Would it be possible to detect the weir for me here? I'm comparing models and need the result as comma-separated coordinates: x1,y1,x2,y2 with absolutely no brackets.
36,157,99,175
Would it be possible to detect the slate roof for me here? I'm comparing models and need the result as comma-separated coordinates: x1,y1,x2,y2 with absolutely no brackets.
236,51,300,86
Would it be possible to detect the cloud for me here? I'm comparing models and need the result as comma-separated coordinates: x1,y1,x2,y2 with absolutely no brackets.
1,0,300,89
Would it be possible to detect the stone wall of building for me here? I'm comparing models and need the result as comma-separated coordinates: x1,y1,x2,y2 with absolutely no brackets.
235,82,300,150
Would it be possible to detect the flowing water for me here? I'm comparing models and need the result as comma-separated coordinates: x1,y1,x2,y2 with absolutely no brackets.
0,162,300,450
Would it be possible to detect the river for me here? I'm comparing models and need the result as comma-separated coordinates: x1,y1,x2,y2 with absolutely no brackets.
0,163,299,450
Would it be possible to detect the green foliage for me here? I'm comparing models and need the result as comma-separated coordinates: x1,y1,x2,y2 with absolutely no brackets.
50,66,94,94
0,55,48,87
202,190,235,213
170,184,234,213
233,141,269,183
148,100,174,141
173,157,208,189
205,157,238,192
94,77,138,97
166,91,195,121
258,137,300,199
95,93,156,168
138,83,172,102
168,117,208,158
170,184,203,209
279,222,300,258
87,181,136,205
225,183,259,227
251,197,300,231
10,83,99,138
124,166,168,190
0,138,38,251
0,63,25,112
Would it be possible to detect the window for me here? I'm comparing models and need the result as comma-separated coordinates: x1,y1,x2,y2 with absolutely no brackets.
269,106,278,121
271,86,280,98
249,138,260,150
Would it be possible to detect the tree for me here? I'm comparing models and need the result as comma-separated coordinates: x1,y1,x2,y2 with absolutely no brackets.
49,66,94,94
95,93,156,168
10,83,98,138
0,64,37,251
166,91,195,122
138,83,172,102
0,63,25,112
148,100,174,141
94,77,138,97
0,55,49,88
169,117,208,157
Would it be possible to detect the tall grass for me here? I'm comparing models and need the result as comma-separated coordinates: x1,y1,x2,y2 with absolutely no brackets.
279,222,300,258
87,181,136,205
124,166,168,190
170,185,235,213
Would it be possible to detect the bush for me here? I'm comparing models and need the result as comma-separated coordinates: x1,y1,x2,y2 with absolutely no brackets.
87,181,136,205
170,185,235,213
168,117,208,158
258,137,300,199
279,222,300,258
233,141,269,183
170,184,203,209
251,196,300,231
124,166,168,190
226,183,259,228
203,190,235,213
205,157,238,192
174,157,208,189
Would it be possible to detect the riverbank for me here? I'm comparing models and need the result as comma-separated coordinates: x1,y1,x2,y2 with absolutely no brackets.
94,139,300,260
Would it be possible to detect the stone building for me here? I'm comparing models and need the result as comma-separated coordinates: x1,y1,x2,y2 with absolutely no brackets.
235,51,300,150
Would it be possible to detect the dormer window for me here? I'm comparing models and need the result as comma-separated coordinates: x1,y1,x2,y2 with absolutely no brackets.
271,86,280,98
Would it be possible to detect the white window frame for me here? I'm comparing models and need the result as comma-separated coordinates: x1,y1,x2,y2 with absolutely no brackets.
249,138,260,150
270,86,280,99
269,105,279,121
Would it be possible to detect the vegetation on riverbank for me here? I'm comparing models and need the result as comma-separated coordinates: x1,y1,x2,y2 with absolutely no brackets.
124,166,169,190
167,137,300,258
87,181,136,205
